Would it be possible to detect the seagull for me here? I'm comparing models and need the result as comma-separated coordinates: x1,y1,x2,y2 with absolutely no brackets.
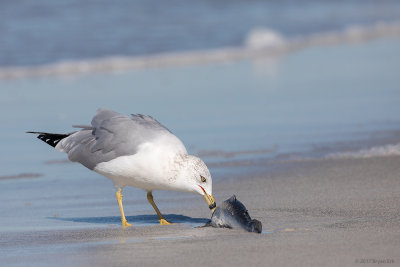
28,108,216,227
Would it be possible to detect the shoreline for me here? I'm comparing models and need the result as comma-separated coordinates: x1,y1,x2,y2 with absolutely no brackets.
2,155,399,266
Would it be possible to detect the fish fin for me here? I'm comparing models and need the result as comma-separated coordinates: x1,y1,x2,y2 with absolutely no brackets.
218,224,232,229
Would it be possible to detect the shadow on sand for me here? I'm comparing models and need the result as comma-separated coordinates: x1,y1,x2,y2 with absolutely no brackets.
53,214,209,226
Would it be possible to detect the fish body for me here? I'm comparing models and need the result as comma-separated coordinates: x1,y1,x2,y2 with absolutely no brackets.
207,195,262,233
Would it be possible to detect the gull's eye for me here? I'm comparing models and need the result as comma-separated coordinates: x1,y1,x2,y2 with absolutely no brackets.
200,175,206,183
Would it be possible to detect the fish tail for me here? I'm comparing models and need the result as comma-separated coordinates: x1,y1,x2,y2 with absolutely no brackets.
250,219,262,233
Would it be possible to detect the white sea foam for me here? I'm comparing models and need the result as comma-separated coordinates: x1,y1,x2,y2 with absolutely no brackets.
1,21,400,80
244,28,286,49
326,143,400,159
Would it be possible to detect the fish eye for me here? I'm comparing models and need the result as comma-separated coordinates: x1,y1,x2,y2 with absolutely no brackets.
200,175,206,183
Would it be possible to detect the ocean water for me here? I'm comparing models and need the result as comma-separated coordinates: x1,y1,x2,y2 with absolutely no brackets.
1,0,400,67
1,36,400,178
0,1,400,234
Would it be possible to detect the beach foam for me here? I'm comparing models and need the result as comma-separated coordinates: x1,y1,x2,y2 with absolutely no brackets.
244,28,286,49
1,21,400,80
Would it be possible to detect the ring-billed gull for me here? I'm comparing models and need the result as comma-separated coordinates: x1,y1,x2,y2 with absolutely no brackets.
28,108,215,227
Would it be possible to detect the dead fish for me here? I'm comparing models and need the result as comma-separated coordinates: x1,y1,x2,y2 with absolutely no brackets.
204,195,262,233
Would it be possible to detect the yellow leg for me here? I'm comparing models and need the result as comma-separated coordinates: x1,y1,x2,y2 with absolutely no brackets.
147,192,173,225
116,189,132,228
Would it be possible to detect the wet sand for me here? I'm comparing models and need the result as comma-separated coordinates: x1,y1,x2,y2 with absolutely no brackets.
1,156,399,266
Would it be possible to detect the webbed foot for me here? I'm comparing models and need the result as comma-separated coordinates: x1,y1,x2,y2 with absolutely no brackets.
159,218,174,225
122,220,133,228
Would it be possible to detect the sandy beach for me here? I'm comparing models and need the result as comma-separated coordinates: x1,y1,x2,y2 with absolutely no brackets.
1,155,399,266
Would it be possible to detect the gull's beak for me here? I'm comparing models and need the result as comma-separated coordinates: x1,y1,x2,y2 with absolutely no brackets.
200,186,216,212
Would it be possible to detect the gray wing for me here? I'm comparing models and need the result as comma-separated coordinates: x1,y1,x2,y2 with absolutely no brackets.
56,108,174,169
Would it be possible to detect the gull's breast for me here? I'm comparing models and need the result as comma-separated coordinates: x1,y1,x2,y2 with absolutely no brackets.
93,137,187,190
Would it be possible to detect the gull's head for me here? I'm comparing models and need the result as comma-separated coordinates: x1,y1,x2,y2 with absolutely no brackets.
176,155,215,212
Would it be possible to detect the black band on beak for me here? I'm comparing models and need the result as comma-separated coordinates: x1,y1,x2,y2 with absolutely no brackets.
209,202,216,210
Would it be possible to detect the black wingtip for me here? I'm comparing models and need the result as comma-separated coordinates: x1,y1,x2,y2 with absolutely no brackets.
27,131,70,148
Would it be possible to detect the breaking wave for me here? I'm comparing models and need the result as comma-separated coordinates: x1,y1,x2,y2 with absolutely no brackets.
326,143,400,159
1,20,400,80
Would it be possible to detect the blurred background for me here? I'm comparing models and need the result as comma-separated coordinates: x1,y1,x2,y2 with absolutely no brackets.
1,0,400,67
0,0,400,231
